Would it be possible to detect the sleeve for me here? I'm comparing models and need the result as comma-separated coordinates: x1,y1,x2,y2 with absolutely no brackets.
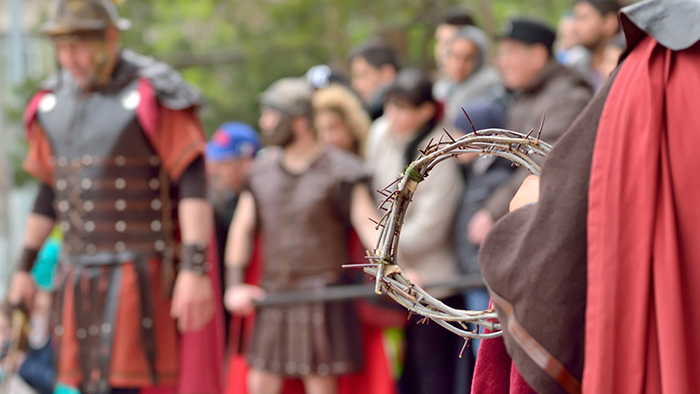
32,183,57,220
398,156,463,258
177,155,207,199
23,122,54,186
484,85,593,220
149,107,206,181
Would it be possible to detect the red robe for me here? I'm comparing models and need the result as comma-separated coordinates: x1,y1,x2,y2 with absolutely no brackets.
585,36,700,393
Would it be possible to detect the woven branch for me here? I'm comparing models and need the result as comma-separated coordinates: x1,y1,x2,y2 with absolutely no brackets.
354,127,552,341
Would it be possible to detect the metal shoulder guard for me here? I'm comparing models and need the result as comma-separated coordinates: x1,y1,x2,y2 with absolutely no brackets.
122,49,205,110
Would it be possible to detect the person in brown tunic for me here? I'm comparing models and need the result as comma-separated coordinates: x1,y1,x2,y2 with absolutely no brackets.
224,78,379,394
7,1,221,393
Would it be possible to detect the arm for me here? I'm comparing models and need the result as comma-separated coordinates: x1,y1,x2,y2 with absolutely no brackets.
170,157,216,333
8,183,56,306
399,160,463,258
223,190,265,316
349,183,380,252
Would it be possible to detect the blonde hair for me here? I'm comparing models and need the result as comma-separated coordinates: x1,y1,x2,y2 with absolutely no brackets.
312,84,371,157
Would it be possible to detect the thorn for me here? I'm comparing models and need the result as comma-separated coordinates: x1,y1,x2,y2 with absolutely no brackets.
368,218,379,225
342,263,379,268
443,128,456,142
537,113,546,140
407,311,414,320
461,107,477,135
459,338,470,358
525,128,535,139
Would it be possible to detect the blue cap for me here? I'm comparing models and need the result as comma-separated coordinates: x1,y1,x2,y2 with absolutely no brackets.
206,122,261,162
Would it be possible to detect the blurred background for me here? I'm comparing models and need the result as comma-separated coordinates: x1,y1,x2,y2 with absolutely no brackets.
0,0,633,295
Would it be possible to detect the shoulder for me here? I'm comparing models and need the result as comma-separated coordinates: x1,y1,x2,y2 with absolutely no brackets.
546,64,593,99
323,146,370,183
249,146,282,175
122,49,204,110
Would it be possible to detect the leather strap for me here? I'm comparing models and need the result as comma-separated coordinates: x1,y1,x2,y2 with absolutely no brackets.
488,286,582,394
180,244,211,275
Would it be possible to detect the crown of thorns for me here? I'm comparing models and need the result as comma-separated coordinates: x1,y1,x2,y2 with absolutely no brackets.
346,110,552,354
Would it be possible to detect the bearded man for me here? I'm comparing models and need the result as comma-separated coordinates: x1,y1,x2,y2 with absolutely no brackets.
224,78,380,394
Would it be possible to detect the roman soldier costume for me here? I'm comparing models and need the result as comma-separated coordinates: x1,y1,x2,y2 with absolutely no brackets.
18,1,223,393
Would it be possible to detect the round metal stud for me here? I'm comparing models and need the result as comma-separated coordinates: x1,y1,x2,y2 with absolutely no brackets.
285,362,297,375
84,221,95,232
81,178,92,190
83,200,94,212
151,199,162,210
193,253,204,264
82,155,93,166
101,323,112,334
85,244,97,254
151,220,162,232
54,325,64,337
56,179,67,191
270,360,281,372
115,199,126,211
298,363,311,376
149,156,161,166
115,241,126,252
56,156,68,167
122,90,141,111
115,221,127,232
38,93,57,113
317,364,330,376
142,317,153,329
115,178,126,189
298,312,309,325
154,240,165,251
76,328,87,339
88,325,99,336
149,179,160,190
60,221,70,232
115,155,126,167
97,380,109,393
58,200,70,212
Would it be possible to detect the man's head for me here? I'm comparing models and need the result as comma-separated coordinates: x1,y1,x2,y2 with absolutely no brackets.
572,0,621,50
43,0,130,90
350,40,400,104
496,19,556,91
206,122,261,194
445,26,489,84
258,78,314,147
384,69,437,136
435,7,476,70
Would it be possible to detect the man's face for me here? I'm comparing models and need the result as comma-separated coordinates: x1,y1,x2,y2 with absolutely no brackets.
351,56,385,104
572,2,608,49
258,107,295,147
385,100,434,136
496,39,546,91
445,37,479,83
434,24,458,70
55,37,103,89
207,159,249,194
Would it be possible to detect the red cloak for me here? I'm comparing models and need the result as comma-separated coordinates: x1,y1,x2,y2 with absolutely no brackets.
585,36,700,393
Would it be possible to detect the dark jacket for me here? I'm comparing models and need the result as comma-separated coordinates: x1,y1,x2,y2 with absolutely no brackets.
483,60,593,220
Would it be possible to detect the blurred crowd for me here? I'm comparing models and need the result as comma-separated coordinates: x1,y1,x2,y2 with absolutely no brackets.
5,1,626,394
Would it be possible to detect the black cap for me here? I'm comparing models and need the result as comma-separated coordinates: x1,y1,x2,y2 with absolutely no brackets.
498,18,556,52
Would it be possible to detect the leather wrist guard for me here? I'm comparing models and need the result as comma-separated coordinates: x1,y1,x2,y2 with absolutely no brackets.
180,244,211,275
17,247,40,272
226,265,245,288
